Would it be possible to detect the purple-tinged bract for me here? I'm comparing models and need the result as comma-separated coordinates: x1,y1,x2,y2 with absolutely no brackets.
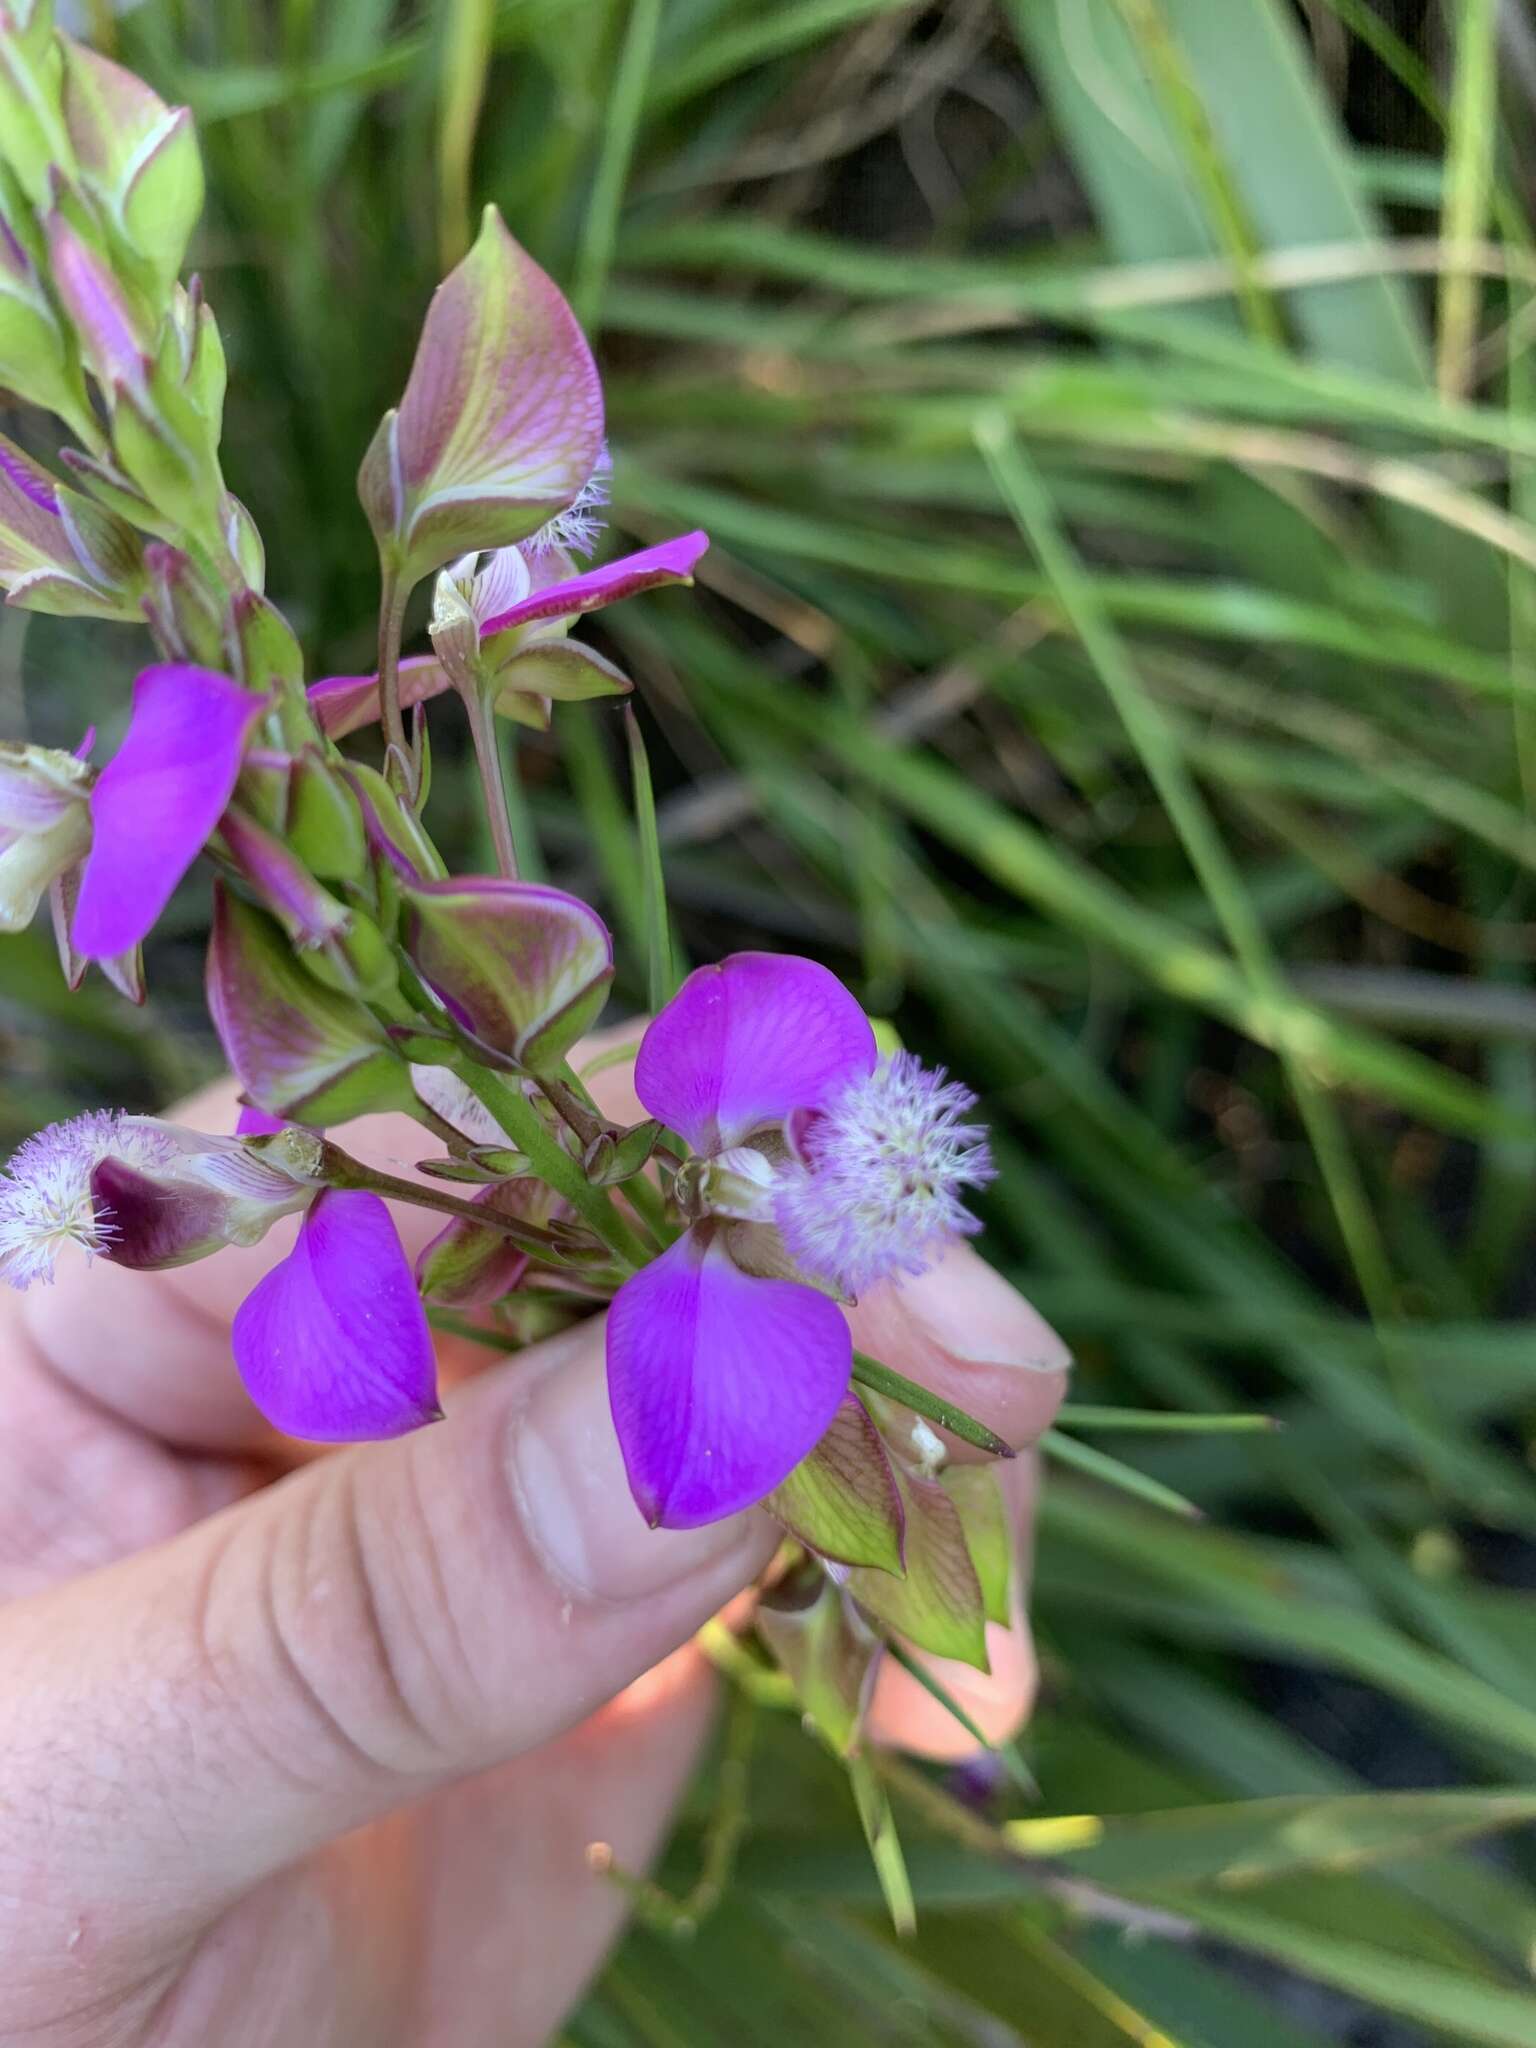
357,207,603,583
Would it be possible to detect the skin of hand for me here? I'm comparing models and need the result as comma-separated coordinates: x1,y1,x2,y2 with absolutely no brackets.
0,1038,1069,2048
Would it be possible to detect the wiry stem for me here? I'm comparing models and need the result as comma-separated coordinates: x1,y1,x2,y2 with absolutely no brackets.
451,1063,651,1269
463,683,520,879
320,1142,575,1258
376,564,411,784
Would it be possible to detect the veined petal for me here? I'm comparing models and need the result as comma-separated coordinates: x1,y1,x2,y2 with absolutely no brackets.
479,531,708,638
471,544,532,625
231,1189,439,1440
606,1227,851,1528
307,653,450,739
635,951,876,1155
73,664,266,959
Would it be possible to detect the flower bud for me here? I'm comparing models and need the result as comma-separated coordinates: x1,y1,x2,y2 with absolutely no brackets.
61,37,203,289
416,1176,559,1309
0,13,68,201
164,283,226,429
343,760,447,883
224,493,264,588
91,1119,316,1271
427,563,482,693
401,876,612,1075
0,213,94,426
757,1562,880,1758
207,882,419,1125
0,432,143,621
357,207,602,592
216,805,350,948
141,539,225,664
111,376,208,527
45,210,149,400
58,442,158,531
582,1117,661,1187
0,740,90,931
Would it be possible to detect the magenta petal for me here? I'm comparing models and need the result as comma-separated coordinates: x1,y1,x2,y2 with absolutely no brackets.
73,664,266,959
635,951,876,1154
307,654,450,739
235,1105,288,1137
606,1229,851,1528
231,1190,438,1441
479,531,709,637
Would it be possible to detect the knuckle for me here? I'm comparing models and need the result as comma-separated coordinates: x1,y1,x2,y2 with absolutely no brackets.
219,1463,473,1787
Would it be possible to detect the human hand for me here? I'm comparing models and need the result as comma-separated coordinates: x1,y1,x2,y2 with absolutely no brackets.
0,1049,1068,2048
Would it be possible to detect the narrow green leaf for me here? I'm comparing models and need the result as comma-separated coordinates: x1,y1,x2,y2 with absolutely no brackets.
848,1753,915,1937
436,0,493,269
850,1352,1014,1459
573,0,661,328
1006,1789,1536,1891
624,706,676,1013
1042,1430,1202,1521
1057,1405,1279,1434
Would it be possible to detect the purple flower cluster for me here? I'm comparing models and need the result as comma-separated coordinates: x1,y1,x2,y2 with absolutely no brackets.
0,141,1002,1554
607,955,993,1527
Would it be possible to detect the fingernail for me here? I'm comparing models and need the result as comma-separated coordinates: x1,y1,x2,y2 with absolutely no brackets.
901,1253,1072,1372
510,1339,759,1602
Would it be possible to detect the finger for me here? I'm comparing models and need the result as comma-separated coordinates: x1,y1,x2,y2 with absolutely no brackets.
413,1648,717,2046
0,1310,775,1993
865,1454,1042,1757
848,1240,1071,1458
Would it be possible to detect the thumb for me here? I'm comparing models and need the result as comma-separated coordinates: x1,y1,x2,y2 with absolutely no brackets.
0,1315,772,1979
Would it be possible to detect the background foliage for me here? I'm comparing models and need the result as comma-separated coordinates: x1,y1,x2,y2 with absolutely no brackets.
7,1,1536,2040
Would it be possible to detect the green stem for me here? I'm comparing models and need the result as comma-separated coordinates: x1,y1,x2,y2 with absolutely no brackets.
1055,1405,1279,1434
376,563,411,781
535,1071,604,1148
463,683,520,879
320,1143,574,1257
499,723,546,881
452,1062,651,1268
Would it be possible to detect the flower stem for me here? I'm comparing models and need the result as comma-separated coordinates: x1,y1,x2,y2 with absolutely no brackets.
320,1143,572,1257
534,1073,604,1148
450,1063,652,1269
376,563,411,784
463,683,520,879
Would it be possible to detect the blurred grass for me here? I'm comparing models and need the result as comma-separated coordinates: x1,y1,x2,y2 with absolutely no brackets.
8,0,1536,2040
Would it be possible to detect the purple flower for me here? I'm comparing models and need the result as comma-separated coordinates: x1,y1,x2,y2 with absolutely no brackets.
232,1189,439,1441
308,529,709,738
73,663,267,960
0,1111,311,1286
606,954,994,1529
